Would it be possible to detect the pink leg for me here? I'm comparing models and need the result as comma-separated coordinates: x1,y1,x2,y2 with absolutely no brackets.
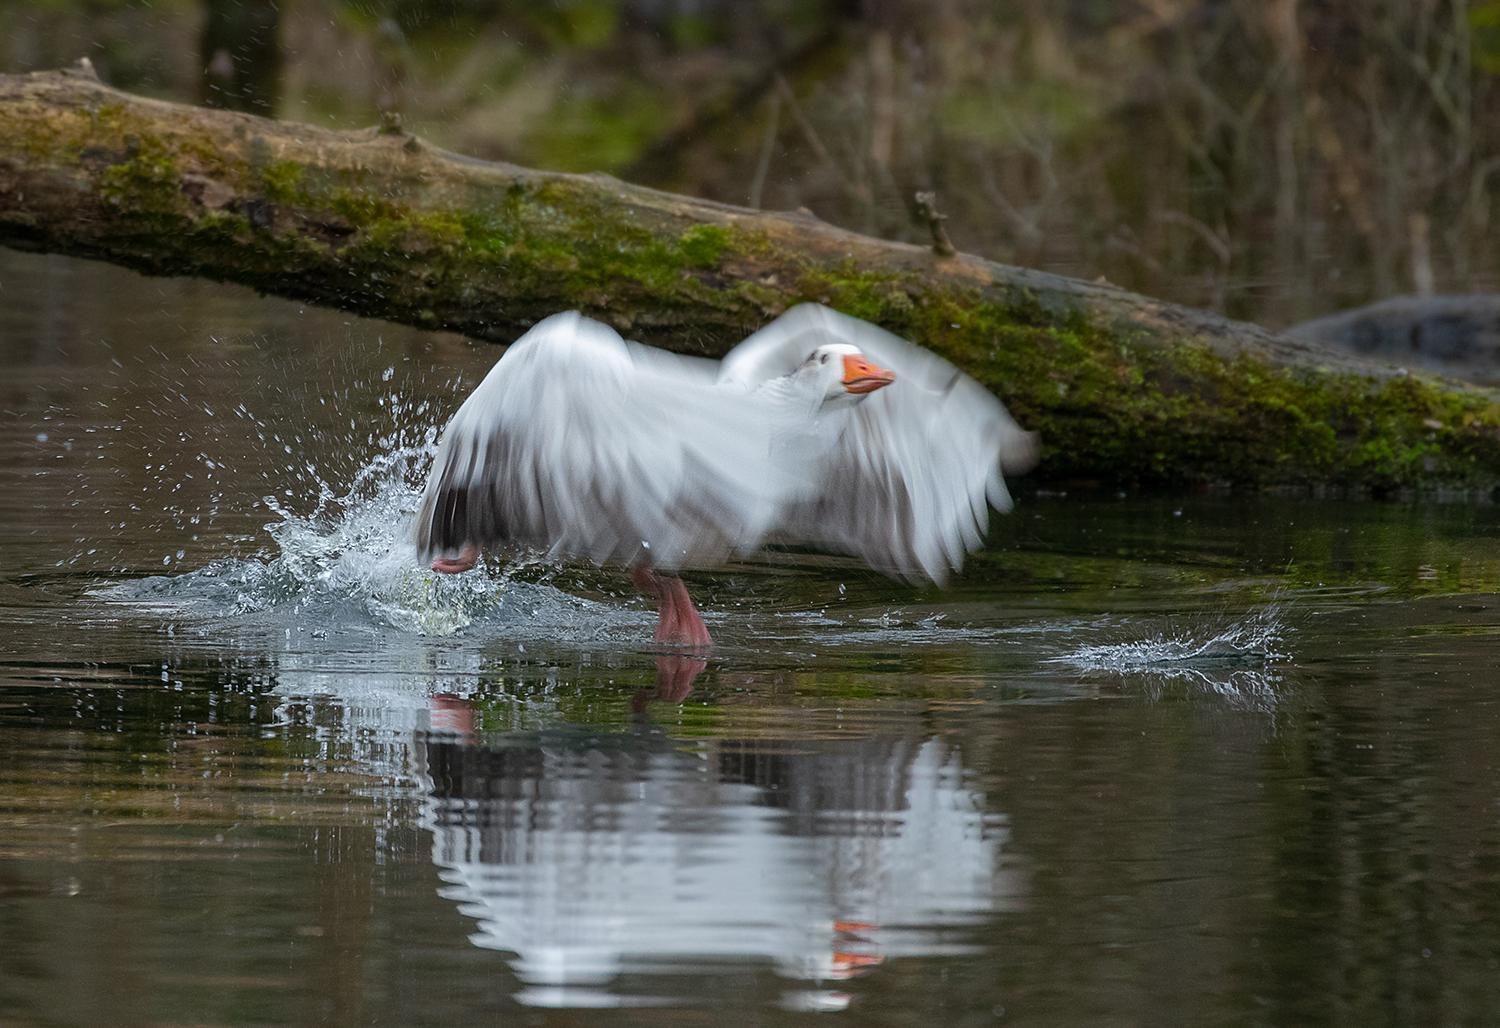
428,693,476,740
432,543,479,574
631,563,712,650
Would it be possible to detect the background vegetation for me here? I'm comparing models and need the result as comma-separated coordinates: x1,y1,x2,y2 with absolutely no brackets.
7,0,1500,329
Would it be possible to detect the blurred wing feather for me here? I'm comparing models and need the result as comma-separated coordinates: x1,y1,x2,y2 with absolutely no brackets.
725,304,1037,583
414,312,797,570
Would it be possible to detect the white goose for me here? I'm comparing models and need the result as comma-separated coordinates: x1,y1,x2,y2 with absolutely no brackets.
413,303,1036,648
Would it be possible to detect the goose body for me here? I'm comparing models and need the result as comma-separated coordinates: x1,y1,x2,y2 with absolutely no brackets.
413,303,1036,644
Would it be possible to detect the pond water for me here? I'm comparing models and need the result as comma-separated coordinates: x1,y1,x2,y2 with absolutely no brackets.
3,247,1500,1026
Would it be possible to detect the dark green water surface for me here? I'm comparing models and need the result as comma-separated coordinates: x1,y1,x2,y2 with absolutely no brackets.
3,250,1500,1027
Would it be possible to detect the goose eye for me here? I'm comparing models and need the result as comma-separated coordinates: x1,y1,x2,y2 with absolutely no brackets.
820,353,829,364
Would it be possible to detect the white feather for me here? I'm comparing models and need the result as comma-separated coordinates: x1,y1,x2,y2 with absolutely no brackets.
721,305,1037,582
413,305,1036,583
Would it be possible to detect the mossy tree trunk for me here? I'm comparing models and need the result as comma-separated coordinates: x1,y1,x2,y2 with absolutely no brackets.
3,65,1499,490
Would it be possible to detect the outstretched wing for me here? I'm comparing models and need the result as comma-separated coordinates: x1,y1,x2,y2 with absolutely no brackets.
414,312,800,570
722,304,1037,584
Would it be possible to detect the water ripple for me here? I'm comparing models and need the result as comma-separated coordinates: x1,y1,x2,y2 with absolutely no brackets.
1048,606,1291,708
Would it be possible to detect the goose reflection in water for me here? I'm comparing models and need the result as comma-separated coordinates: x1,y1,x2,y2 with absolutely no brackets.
413,668,1022,1011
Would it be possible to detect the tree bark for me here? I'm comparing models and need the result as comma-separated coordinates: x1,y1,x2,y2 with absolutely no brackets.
2,64,1498,491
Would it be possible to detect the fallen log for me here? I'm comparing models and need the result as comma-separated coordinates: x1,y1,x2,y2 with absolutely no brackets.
3,62,1499,491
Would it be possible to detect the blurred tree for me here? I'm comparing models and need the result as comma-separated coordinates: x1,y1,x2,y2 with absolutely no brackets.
200,0,281,114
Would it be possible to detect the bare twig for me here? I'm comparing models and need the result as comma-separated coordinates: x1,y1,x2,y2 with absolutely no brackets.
774,72,863,208
976,155,1045,246
747,90,781,210
1157,210,1232,267
913,191,957,257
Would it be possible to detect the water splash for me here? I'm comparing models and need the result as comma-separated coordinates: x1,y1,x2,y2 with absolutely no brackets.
1050,606,1290,708
1061,606,1287,670
105,426,636,640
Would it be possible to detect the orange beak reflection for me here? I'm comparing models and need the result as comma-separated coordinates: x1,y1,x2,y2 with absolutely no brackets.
842,354,896,394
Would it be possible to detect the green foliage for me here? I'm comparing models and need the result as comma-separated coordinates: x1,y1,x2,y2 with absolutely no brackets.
667,13,721,50
1474,3,1500,74
337,0,618,48
524,84,668,173
546,0,619,49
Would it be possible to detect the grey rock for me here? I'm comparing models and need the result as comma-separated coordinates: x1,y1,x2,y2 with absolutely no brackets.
1288,295,1500,383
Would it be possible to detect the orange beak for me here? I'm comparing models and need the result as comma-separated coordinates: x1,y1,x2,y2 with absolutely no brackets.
842,354,896,394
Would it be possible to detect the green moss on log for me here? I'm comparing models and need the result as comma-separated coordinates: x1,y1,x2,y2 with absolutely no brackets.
5,69,1500,492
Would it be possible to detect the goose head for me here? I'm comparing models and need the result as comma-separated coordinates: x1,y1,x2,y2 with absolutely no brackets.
796,344,896,407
